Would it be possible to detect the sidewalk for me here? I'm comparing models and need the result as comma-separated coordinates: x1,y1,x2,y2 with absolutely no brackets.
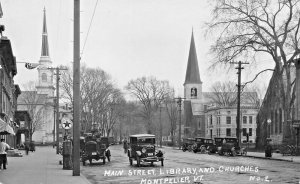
0,146,91,184
246,151,300,163
163,146,300,163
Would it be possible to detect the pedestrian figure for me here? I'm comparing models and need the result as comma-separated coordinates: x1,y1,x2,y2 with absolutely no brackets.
123,139,128,154
25,142,29,155
0,138,10,170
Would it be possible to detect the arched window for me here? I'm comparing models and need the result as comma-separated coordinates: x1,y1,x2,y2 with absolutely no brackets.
191,87,197,98
42,73,47,82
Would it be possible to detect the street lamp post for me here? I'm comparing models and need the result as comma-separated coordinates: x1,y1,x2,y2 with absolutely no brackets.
267,119,271,138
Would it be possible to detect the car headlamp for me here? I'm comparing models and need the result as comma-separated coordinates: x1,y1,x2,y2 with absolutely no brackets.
142,148,146,153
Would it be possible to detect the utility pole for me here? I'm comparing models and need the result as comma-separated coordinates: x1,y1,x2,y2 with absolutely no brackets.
48,66,67,154
73,0,81,176
175,97,185,149
56,67,60,154
159,105,162,148
231,61,249,148
53,98,56,145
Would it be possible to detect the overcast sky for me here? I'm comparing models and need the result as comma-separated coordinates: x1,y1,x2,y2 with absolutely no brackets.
1,0,274,97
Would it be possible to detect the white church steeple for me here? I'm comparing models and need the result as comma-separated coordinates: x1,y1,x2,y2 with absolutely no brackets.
36,7,54,97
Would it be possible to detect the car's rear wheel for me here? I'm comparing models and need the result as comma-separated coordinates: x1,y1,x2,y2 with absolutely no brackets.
231,150,236,157
200,146,206,154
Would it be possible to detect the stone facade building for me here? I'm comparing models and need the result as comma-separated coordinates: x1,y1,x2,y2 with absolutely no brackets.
0,36,19,147
256,61,300,149
205,106,258,143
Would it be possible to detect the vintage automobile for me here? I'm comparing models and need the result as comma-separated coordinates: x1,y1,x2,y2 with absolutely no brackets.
182,138,195,152
209,137,225,154
192,137,214,153
81,136,111,166
127,134,164,167
218,137,247,156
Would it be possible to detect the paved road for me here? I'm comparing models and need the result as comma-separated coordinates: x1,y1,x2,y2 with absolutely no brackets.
81,145,300,184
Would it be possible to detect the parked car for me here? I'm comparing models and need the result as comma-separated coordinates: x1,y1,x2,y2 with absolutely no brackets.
127,134,164,167
81,136,111,166
182,138,195,152
192,137,214,153
218,137,247,156
209,137,225,154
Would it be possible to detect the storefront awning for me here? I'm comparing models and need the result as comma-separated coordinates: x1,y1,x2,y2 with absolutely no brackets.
0,119,15,135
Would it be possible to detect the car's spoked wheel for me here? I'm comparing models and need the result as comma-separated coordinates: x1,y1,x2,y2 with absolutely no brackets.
232,150,236,157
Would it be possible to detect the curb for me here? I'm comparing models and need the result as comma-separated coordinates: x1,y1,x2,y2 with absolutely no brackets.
80,173,93,184
245,155,299,163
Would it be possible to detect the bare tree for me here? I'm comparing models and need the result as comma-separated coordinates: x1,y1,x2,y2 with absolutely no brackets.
207,0,300,141
60,66,125,137
100,89,126,137
164,89,177,145
206,81,260,107
18,81,46,141
125,76,172,134
206,81,238,106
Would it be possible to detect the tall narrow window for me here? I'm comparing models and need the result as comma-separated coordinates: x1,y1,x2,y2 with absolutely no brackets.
226,116,231,124
42,73,47,82
217,116,220,125
279,108,283,133
243,116,247,124
271,110,274,135
249,116,253,124
226,128,231,137
275,110,278,134
243,128,247,136
249,128,252,136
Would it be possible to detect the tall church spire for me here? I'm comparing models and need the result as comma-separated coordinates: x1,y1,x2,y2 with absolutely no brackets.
37,7,54,97
41,7,49,57
184,31,201,85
